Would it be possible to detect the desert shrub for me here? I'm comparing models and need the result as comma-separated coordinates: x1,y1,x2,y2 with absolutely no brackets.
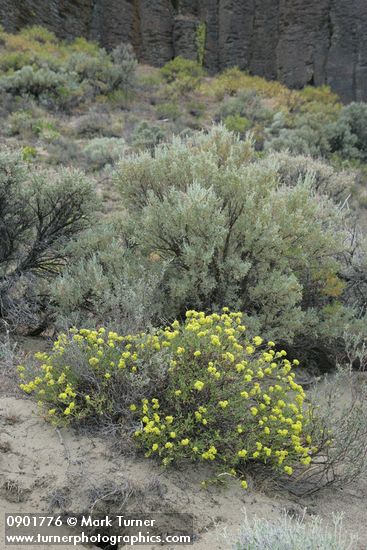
233,510,356,550
111,42,137,91
22,145,37,161
259,150,356,203
201,67,298,108
20,309,316,488
0,27,137,110
6,108,61,141
265,102,367,163
223,114,251,136
161,56,203,83
5,109,36,137
49,220,166,332
0,149,96,329
220,90,274,125
156,101,181,120
298,85,341,107
114,125,360,355
297,85,342,117
264,111,332,157
45,137,82,166
160,57,204,95
131,310,314,484
282,368,367,496
0,330,18,372
0,65,81,109
18,325,169,425
131,122,166,151
82,137,128,169
186,100,206,117
327,102,367,161
72,112,123,138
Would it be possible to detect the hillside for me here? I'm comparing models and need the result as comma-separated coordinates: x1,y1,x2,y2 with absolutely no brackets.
0,26,367,550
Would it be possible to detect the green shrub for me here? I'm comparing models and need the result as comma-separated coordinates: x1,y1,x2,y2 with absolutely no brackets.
45,137,82,166
49,220,166,332
20,309,315,488
5,110,35,137
72,112,123,138
160,56,204,95
132,310,313,482
260,149,356,204
265,102,367,163
111,42,137,92
156,101,181,120
0,27,137,110
264,111,332,157
21,145,37,161
220,90,274,124
131,122,166,151
0,149,96,329
327,102,367,161
200,67,297,106
114,126,357,353
161,56,203,83
264,369,367,497
0,65,80,109
298,85,342,112
82,137,128,169
223,114,251,135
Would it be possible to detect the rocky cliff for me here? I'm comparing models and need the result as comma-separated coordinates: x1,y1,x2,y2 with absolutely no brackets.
1,0,366,102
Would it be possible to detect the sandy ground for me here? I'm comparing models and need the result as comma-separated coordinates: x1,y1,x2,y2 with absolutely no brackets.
1,363,367,550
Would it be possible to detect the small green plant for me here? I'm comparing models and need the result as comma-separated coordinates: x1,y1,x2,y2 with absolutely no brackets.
19,309,314,489
21,145,37,161
223,114,251,135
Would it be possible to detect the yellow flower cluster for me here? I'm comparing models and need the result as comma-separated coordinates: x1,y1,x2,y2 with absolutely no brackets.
131,309,315,488
20,309,315,488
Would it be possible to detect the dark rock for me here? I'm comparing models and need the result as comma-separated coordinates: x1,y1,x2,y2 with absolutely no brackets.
1,0,366,102
173,15,199,60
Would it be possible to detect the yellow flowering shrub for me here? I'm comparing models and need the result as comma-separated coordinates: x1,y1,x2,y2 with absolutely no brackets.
20,309,316,487
132,310,315,485
18,328,170,423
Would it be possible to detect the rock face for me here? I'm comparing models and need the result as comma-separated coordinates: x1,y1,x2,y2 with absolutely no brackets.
1,0,366,102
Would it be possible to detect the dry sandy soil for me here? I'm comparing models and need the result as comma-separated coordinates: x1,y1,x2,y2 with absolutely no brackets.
1,344,367,550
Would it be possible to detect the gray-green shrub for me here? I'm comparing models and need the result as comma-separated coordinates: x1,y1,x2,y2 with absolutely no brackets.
220,90,274,124
232,510,356,550
50,220,166,333
112,125,362,357
327,102,367,161
0,27,137,110
82,137,128,169
132,122,166,151
264,112,332,157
